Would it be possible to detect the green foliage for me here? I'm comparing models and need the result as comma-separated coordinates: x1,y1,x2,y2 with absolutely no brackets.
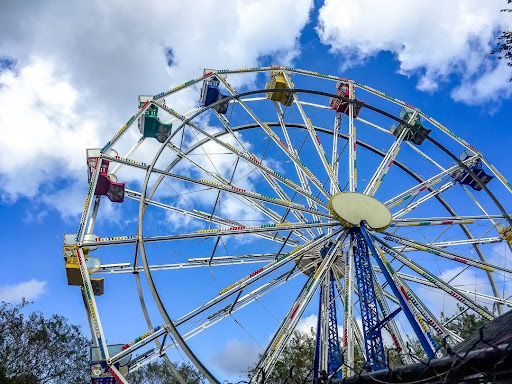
491,0,512,81
0,300,89,384
382,347,403,369
443,305,488,340
248,329,316,383
127,360,205,384
247,305,491,382
407,305,489,360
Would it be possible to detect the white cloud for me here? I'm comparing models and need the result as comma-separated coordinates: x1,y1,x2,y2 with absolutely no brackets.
0,0,313,216
211,338,260,376
0,59,100,205
451,60,512,105
296,313,318,334
317,0,512,104
0,279,47,302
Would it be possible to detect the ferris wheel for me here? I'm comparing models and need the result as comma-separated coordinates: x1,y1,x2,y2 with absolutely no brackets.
63,66,512,383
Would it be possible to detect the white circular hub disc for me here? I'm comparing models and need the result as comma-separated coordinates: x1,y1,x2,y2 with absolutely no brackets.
328,192,392,231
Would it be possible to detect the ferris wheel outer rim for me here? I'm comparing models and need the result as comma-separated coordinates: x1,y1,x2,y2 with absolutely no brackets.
81,68,511,381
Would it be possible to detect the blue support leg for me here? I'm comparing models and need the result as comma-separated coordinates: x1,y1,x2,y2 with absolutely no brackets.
313,244,343,380
351,229,387,370
313,284,322,380
326,271,343,378
358,224,435,359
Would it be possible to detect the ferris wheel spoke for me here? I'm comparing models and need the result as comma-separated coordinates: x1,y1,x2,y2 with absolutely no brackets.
84,221,336,247
110,137,146,176
173,230,342,327
342,237,356,375
157,103,328,210
273,103,327,236
364,112,418,196
356,117,392,135
276,72,341,194
274,102,328,210
331,268,367,363
375,237,495,321
395,237,502,251
109,326,168,365
385,155,478,209
130,266,308,372
332,113,343,191
392,181,456,219
219,75,333,201
252,241,343,382
125,189,303,244
101,100,152,154
406,141,445,170
121,161,332,219
382,232,512,275
384,269,461,346
97,254,280,274
390,270,512,308
390,218,477,228
212,109,317,239
348,84,357,193
394,214,512,222
212,110,248,151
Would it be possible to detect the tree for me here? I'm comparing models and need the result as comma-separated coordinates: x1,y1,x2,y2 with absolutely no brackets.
127,360,205,384
247,328,367,383
247,329,316,383
0,300,90,384
247,306,491,382
491,0,512,81
443,305,488,340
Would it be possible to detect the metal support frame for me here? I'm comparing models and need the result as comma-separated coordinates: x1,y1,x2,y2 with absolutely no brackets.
352,229,386,371
359,225,436,359
326,270,343,377
314,243,343,379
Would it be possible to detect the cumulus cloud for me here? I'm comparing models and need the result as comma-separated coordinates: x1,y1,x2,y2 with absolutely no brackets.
0,279,47,302
0,60,100,205
211,338,260,376
0,0,313,216
296,313,318,334
316,0,512,104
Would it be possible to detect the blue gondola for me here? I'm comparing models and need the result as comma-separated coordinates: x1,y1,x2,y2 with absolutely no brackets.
390,108,431,145
453,151,493,191
200,75,229,114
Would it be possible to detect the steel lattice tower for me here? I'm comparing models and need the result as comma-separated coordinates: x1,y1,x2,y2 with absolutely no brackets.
313,247,343,380
352,229,386,370
326,270,343,378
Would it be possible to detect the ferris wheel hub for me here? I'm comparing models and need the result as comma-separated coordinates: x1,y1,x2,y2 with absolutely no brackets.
328,192,392,231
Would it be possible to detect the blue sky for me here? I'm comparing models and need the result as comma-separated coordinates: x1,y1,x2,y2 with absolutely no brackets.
1,0,512,381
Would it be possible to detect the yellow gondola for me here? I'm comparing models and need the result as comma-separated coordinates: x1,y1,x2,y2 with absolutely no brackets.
63,243,104,295
265,71,294,106
497,224,512,244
